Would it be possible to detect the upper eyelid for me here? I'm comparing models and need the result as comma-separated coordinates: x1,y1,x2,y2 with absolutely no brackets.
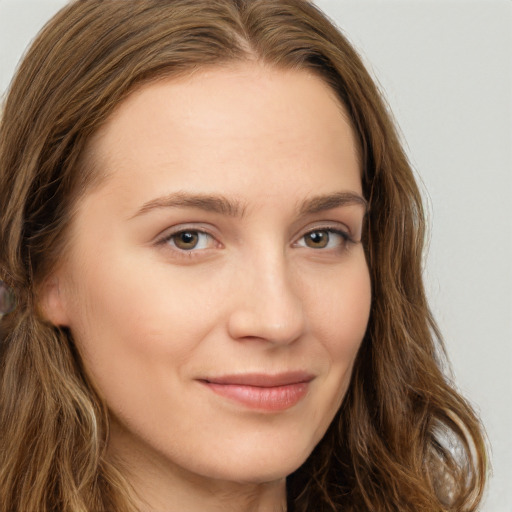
306,226,350,237
155,224,217,243
302,224,349,233
295,222,353,240
157,222,349,236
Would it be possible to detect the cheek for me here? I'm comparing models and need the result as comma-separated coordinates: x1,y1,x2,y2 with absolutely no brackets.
306,253,371,400
64,248,221,396
292,253,370,443
307,254,371,357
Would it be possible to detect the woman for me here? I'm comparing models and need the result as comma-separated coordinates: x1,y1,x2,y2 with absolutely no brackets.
0,0,487,511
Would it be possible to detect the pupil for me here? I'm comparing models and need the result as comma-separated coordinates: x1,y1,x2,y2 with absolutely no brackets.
176,231,198,249
181,233,195,243
308,231,328,248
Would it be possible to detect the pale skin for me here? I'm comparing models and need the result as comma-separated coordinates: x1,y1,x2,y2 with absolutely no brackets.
43,62,372,511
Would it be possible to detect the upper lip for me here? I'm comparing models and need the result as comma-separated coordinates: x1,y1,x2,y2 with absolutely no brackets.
200,371,315,388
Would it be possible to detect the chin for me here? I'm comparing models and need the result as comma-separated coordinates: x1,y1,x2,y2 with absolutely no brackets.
197,437,314,485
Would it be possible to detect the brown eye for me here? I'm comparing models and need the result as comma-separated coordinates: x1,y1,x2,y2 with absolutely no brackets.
160,229,216,253
297,229,350,250
174,231,198,249
304,230,330,249
171,231,201,250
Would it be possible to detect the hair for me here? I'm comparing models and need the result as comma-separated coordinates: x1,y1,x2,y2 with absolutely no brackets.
0,0,488,510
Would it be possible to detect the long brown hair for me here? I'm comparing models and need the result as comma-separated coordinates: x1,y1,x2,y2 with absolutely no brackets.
0,1,487,510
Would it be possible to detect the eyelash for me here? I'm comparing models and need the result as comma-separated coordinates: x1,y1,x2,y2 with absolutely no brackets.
295,227,354,250
156,228,216,255
156,226,355,257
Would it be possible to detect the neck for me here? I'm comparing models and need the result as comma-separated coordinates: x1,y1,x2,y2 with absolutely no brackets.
131,474,287,512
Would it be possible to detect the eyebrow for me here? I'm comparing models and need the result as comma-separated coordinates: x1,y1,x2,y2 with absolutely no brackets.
131,190,367,219
299,191,367,215
132,192,246,219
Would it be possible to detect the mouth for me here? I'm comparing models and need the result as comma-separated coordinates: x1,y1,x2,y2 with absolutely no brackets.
198,372,314,412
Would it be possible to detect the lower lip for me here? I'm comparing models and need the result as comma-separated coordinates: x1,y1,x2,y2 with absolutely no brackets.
201,381,310,411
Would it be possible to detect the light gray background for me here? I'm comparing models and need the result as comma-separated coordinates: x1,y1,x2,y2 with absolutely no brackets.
1,0,511,510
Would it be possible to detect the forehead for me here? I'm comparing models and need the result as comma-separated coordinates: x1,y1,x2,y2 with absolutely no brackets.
82,62,362,205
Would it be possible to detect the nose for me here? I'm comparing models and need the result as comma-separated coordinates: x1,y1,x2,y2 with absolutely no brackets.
227,251,306,346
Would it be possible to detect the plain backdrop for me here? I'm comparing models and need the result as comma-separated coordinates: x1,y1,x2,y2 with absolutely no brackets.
1,0,511,510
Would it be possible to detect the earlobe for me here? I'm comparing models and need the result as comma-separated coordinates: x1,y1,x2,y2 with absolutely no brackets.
39,276,71,327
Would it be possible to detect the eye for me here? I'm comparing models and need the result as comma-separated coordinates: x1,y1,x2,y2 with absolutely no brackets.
297,229,350,250
165,230,214,251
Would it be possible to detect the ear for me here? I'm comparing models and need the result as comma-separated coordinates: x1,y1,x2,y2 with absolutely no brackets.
39,275,71,327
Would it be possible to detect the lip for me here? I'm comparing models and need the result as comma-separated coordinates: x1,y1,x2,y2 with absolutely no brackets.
198,372,314,412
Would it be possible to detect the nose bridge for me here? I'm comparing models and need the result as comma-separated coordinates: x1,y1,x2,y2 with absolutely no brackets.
227,244,305,345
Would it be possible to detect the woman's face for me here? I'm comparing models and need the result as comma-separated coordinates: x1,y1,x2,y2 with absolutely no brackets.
46,63,371,487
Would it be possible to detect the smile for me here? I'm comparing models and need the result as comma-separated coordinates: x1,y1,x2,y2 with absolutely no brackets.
198,372,314,412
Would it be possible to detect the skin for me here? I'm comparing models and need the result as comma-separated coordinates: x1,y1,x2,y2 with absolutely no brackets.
43,62,371,512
